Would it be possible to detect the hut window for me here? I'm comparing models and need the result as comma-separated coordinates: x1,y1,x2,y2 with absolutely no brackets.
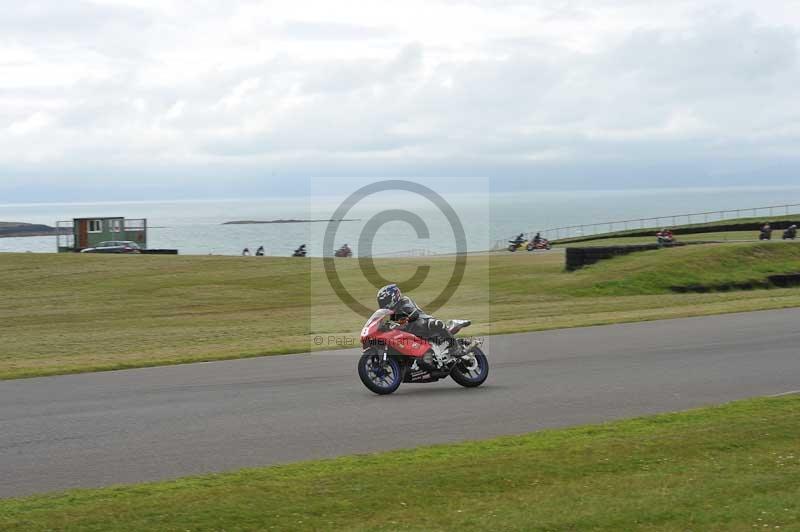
88,220,103,233
111,220,122,232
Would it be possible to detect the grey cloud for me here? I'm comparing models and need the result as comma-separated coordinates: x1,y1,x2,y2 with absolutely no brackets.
0,1,152,37
280,21,395,40
608,14,798,87
2,3,800,200
120,13,800,166
299,42,423,94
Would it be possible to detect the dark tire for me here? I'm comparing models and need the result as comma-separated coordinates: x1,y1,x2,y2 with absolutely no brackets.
450,348,489,388
358,352,402,395
526,244,535,252
508,245,517,252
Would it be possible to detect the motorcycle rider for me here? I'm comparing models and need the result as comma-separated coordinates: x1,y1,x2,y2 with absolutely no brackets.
760,223,773,241
337,243,352,257
377,284,465,361
509,233,525,250
784,224,797,240
533,232,542,245
657,228,674,245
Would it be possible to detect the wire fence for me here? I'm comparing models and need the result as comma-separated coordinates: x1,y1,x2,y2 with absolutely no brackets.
493,202,800,250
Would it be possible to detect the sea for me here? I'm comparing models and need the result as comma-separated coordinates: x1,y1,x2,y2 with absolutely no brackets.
2,186,800,256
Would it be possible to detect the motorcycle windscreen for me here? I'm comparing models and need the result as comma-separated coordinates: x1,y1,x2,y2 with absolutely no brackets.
364,308,392,327
361,308,392,339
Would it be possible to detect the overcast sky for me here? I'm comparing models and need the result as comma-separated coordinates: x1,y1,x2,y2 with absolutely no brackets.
2,0,800,201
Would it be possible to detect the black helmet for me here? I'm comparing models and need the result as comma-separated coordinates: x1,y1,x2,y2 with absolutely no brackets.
377,284,402,309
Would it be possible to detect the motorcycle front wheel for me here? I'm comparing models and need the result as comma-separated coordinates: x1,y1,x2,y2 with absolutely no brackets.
450,348,489,388
358,351,402,395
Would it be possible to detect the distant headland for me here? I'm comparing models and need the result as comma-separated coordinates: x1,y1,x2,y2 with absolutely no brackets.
223,219,359,225
0,222,64,238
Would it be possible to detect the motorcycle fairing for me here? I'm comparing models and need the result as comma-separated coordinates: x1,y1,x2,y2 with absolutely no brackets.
366,329,431,357
360,308,431,357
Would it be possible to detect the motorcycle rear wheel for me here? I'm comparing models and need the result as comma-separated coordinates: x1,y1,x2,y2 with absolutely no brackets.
450,348,489,388
358,352,402,395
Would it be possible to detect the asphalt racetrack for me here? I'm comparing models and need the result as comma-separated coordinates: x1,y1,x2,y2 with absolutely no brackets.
1,308,799,498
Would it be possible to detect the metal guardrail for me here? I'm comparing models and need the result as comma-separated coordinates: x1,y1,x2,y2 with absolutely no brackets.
492,203,800,249
369,248,433,257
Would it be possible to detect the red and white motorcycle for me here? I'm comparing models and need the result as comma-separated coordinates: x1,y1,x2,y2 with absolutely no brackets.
357,309,489,395
526,238,552,251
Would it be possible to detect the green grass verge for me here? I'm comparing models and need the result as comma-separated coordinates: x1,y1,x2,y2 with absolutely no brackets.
1,394,798,531
554,213,799,244
565,242,800,296
559,230,760,246
2,242,800,379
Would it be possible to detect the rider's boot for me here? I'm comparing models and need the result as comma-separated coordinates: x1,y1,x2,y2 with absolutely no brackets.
426,319,467,362
445,334,467,360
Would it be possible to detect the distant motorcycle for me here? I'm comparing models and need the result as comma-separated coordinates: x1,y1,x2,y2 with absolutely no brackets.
335,245,353,257
784,226,797,240
656,231,675,245
508,240,527,252
292,244,307,257
526,239,551,251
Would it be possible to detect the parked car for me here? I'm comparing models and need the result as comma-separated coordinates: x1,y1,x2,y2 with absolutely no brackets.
80,241,142,254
